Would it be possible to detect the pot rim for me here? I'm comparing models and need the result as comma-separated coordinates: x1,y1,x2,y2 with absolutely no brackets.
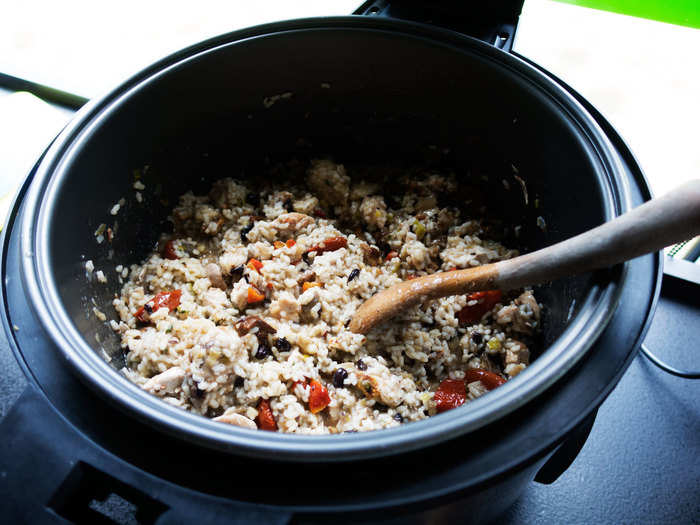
20,16,631,462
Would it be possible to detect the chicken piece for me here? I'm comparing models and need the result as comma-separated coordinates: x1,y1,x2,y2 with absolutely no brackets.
495,291,540,335
205,263,227,290
273,212,314,232
269,292,301,322
143,367,185,394
212,413,257,430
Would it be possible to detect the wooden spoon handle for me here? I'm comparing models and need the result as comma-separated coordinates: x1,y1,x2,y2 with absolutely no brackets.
349,180,700,334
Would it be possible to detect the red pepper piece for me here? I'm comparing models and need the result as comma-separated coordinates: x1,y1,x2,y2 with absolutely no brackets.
247,258,263,272
163,240,178,260
247,286,265,304
434,378,467,413
308,379,331,414
291,378,331,414
135,290,182,323
457,290,503,325
464,368,506,390
385,250,399,261
286,239,296,248
255,399,277,431
306,236,347,256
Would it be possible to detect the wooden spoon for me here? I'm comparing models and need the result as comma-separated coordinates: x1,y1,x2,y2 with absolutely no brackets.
348,180,700,334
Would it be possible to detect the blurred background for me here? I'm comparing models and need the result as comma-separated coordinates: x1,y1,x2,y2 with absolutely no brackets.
1,0,698,206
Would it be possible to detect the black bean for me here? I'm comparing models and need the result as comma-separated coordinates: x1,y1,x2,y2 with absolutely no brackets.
240,223,254,242
356,359,367,371
144,303,153,314
347,268,360,283
234,376,244,388
393,413,404,423
230,264,245,280
283,198,293,212
333,368,348,388
255,344,271,359
190,379,204,398
471,332,483,345
275,337,291,352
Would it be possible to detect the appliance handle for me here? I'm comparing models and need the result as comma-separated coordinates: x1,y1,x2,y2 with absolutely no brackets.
533,410,597,484
0,385,293,524
354,0,524,51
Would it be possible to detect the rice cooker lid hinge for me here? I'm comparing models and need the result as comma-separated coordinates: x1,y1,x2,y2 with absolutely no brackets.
354,0,524,51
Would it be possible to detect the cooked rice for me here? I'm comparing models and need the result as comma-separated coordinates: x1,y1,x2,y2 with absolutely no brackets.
112,159,540,434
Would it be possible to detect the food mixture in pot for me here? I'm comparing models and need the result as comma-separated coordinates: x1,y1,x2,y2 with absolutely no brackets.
111,159,540,433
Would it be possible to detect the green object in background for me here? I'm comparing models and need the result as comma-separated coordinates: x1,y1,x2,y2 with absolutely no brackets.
552,0,700,29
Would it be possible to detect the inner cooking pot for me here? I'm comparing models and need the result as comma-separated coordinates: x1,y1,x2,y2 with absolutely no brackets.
20,17,628,461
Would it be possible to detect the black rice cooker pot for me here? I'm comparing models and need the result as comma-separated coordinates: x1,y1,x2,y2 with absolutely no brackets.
1,3,660,523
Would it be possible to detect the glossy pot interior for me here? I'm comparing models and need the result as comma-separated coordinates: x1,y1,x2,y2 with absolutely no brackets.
21,18,628,461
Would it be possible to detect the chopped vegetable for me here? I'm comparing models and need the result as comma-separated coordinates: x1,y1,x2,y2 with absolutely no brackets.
247,286,265,304
255,399,277,431
413,219,426,240
465,368,506,390
302,282,321,292
273,241,285,249
347,268,360,283
291,377,331,413
357,375,379,399
308,379,331,413
247,258,263,272
486,337,501,351
457,290,503,325
163,240,178,260
135,290,182,323
306,236,347,256
385,250,399,261
286,239,296,248
434,378,467,413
